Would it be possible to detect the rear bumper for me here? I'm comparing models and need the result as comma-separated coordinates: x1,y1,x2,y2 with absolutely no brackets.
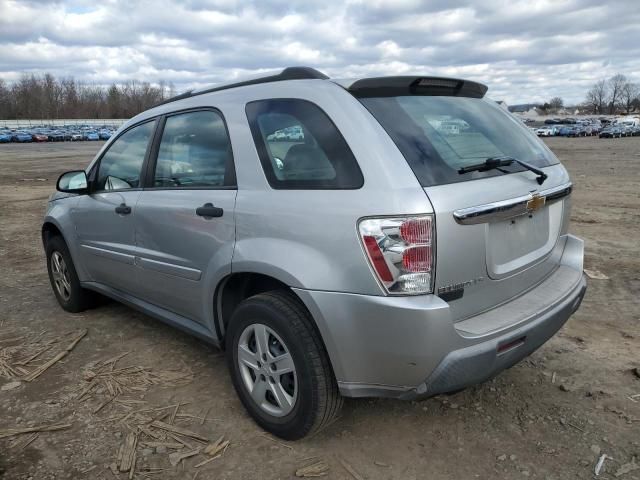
294,234,586,399
402,273,586,399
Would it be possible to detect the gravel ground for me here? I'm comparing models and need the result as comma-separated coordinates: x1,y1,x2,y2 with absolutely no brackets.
0,137,638,479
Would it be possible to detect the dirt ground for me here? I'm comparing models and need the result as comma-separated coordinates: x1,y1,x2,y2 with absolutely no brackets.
0,137,638,480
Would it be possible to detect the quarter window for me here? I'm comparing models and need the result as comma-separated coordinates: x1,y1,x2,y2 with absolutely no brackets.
153,110,234,188
246,99,363,189
96,121,155,191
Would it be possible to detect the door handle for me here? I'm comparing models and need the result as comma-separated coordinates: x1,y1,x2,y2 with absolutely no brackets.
196,203,224,218
115,203,132,215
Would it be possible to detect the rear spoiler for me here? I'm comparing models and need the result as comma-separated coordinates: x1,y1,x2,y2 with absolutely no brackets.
343,76,488,99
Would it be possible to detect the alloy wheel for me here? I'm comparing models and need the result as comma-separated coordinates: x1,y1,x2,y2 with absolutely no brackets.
237,323,297,417
50,251,71,301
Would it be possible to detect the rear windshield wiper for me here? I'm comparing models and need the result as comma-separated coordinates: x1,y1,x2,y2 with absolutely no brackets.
458,156,548,185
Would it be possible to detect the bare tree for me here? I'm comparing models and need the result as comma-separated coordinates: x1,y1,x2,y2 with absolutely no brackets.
620,81,639,114
585,79,608,114
607,74,626,114
549,97,564,110
0,78,12,118
0,73,172,120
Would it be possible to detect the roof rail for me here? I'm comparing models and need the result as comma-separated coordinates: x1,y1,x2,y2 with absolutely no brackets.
155,66,329,107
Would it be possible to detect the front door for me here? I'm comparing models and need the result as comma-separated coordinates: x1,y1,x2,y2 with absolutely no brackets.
134,109,237,326
73,120,156,294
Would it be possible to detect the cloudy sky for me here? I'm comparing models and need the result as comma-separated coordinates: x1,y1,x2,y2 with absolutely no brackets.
1,0,639,104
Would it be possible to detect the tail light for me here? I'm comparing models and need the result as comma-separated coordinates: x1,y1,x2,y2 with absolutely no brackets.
358,215,435,295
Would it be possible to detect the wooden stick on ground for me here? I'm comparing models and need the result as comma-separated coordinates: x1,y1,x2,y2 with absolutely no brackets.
339,458,365,480
149,420,209,442
0,423,72,439
16,432,39,450
119,432,138,472
24,329,87,382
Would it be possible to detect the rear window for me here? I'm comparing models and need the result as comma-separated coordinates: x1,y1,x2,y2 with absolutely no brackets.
246,99,363,189
360,96,558,187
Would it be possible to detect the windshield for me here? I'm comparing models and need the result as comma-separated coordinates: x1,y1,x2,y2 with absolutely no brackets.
359,96,558,187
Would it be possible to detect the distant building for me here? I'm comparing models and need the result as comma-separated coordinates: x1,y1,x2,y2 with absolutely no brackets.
508,103,540,113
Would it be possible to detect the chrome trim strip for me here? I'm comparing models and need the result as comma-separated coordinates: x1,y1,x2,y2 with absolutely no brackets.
80,244,135,265
136,257,202,281
453,182,572,225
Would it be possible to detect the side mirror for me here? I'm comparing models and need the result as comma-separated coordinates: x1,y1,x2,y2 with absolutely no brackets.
57,170,88,194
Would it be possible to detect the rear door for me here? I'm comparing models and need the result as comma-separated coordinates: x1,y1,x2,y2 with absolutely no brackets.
134,109,237,325
73,120,156,293
359,89,572,322
424,172,571,322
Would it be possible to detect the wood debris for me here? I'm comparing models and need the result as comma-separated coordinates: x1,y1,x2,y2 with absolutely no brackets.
0,422,72,439
118,432,138,472
584,268,609,280
24,329,87,382
149,420,209,442
595,454,610,476
339,458,365,480
295,461,330,477
0,330,83,380
140,441,184,449
194,436,229,467
169,447,201,466
201,407,210,425
75,353,193,410
13,432,39,450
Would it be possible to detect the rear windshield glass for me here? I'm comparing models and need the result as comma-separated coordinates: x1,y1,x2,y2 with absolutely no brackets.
359,96,558,187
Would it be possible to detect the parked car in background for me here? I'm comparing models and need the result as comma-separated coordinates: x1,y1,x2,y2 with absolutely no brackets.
84,131,100,141
557,126,573,137
599,127,622,138
0,131,12,143
621,125,635,137
13,131,33,142
32,132,49,142
70,132,84,141
44,67,586,440
588,124,601,136
98,130,113,140
54,131,66,142
536,126,557,136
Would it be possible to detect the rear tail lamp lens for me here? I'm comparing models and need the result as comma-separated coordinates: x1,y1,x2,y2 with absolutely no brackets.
400,218,432,244
402,246,432,272
358,215,435,295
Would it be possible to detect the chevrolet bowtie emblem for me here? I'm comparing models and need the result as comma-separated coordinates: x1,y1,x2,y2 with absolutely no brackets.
526,193,546,212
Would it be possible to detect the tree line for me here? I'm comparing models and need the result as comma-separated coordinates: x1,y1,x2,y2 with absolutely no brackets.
584,74,639,115
0,73,176,120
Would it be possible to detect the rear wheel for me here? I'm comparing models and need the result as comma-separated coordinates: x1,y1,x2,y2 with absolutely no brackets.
226,290,342,440
46,235,97,312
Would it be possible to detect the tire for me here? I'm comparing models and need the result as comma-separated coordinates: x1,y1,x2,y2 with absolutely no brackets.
46,235,97,313
225,290,343,440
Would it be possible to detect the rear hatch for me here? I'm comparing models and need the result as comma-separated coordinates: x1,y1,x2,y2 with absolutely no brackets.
355,78,572,322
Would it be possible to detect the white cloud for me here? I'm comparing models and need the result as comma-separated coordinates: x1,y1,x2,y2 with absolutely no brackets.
0,0,638,104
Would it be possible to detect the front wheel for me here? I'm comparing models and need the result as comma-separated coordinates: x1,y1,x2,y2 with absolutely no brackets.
226,290,343,440
46,235,98,312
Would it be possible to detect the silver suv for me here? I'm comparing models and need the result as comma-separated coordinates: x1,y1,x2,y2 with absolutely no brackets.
43,67,587,439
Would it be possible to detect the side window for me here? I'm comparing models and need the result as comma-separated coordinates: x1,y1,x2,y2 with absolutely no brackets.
246,99,363,189
153,110,234,188
96,121,155,191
